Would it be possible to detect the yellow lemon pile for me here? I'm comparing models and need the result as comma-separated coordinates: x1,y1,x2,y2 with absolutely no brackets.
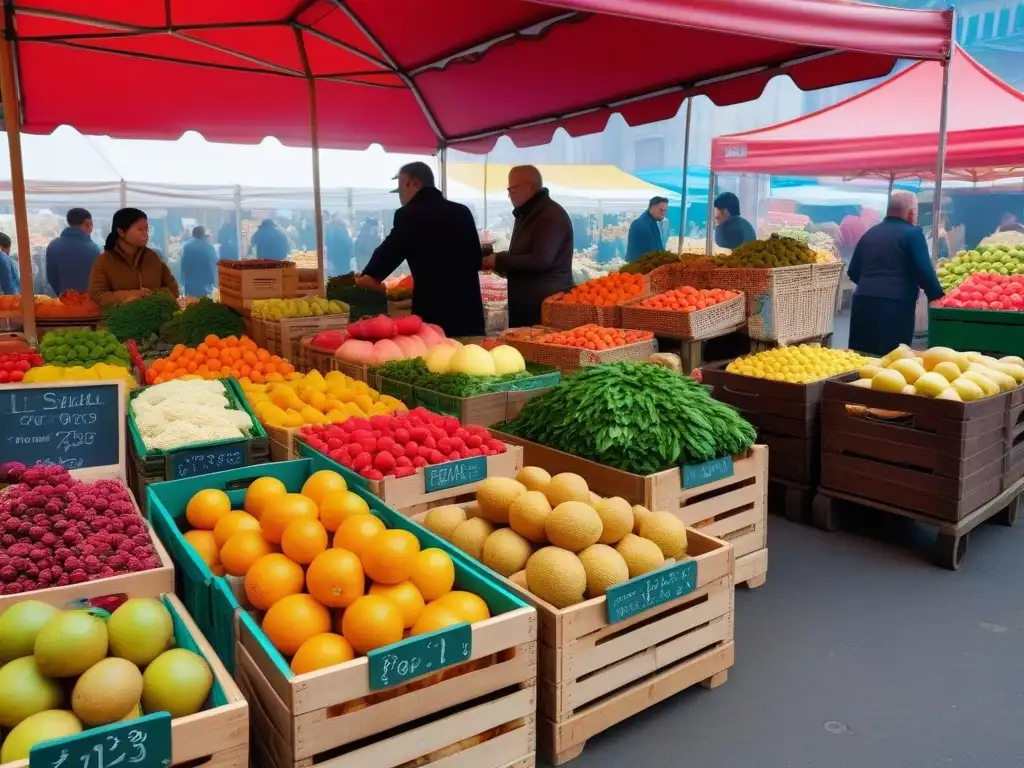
726,345,866,384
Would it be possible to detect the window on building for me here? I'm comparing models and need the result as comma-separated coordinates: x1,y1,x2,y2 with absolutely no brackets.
982,11,995,39
633,137,665,171
965,14,979,44
1015,2,1024,32
998,7,1011,37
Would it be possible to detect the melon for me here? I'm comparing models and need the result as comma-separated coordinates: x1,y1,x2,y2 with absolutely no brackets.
639,512,688,559
1,710,82,763
448,345,495,376
475,477,527,524
0,600,60,663
423,505,467,541
525,547,586,608
615,534,665,578
450,518,495,560
370,339,403,365
335,339,375,365
508,491,552,543
578,544,630,597
544,473,590,506
489,345,527,375
72,658,143,726
594,497,633,545
545,502,602,552
0,657,63,728
482,529,533,576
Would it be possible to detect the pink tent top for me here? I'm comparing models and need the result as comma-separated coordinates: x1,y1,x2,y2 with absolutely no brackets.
7,0,953,153
712,46,1024,182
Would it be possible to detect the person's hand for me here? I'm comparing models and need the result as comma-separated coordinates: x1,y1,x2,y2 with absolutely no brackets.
355,274,384,291
481,254,497,272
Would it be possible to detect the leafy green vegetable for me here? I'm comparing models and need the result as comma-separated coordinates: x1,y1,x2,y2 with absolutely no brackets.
373,358,538,397
176,299,245,346
498,361,756,474
104,293,179,341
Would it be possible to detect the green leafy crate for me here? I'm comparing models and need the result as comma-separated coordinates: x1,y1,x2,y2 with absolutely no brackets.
146,456,533,678
128,378,269,514
928,306,1024,358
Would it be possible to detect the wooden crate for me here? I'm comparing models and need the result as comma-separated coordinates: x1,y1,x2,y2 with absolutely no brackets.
503,335,657,377
491,433,768,589
219,261,299,311
819,380,1010,522
296,439,524,516
265,423,302,461
233,596,536,768
298,339,335,374
253,315,350,364
0,593,249,768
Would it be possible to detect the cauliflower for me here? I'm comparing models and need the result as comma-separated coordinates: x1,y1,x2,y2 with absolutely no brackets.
131,379,256,452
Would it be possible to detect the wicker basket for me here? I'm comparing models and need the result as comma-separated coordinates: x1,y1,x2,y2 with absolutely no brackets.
619,292,746,340
504,334,656,375
541,276,652,330
648,263,716,295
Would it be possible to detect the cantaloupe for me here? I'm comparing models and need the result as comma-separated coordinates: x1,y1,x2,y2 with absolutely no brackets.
578,544,629,598
475,478,527,524
482,529,532,576
639,512,688,559
508,491,552,543
545,502,602,552
449,518,494,560
525,548,586,608
615,534,664,578
595,497,633,545
544,473,590,506
508,570,529,589
631,505,653,534
423,505,467,541
515,466,551,494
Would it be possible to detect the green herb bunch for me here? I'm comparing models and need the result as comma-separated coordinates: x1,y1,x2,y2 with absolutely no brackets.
175,299,245,346
499,361,756,474
104,292,179,341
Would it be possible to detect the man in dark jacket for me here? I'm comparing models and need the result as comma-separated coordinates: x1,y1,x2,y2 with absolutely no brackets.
45,208,101,295
248,218,290,260
626,196,668,262
847,191,944,355
356,162,484,337
483,166,574,328
713,192,756,249
180,226,219,298
217,216,239,261
325,213,353,277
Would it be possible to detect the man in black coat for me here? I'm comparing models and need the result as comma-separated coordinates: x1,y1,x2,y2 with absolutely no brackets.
357,162,484,337
482,166,574,328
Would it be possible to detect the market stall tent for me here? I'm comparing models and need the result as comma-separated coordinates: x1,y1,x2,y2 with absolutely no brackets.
711,46,1024,182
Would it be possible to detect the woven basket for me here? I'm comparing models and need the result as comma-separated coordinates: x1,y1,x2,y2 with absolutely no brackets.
541,276,652,330
619,292,746,340
504,334,656,375
744,262,842,344
648,263,716,295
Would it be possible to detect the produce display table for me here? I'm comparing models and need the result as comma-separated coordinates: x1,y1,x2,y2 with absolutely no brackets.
928,306,1024,358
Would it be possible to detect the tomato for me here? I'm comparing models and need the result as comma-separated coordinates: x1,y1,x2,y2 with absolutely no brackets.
0,370,8,383
9,370,22,383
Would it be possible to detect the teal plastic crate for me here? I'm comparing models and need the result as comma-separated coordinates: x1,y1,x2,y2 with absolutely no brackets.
929,306,1024,357
147,455,531,678
163,593,230,708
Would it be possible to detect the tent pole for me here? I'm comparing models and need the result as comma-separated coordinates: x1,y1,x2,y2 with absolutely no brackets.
0,36,35,340
930,42,953,263
233,185,243,260
678,97,693,254
886,173,895,205
295,28,324,294
439,146,448,197
119,180,127,208
705,172,716,256
483,153,489,234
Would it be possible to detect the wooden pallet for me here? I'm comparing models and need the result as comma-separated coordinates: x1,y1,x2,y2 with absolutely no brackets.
233,603,537,768
492,434,768,590
812,475,1023,571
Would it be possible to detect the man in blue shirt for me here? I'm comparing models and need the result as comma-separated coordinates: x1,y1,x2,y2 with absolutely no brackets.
180,226,219,298
45,208,101,295
0,233,19,295
626,196,668,262
713,192,756,249
847,191,944,355
249,218,290,260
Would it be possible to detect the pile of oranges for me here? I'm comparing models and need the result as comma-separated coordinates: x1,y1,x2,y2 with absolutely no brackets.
637,287,739,313
181,470,488,674
145,335,298,385
557,273,646,307
538,324,653,351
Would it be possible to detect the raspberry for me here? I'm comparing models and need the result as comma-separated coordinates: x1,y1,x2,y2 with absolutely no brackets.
3,582,23,594
0,566,16,582
28,526,46,541
53,483,70,495
7,542,30,557
64,556,82,571
132,533,151,547
107,554,126,570
91,498,109,513
118,540,135,553
44,499,64,515
108,533,126,547
125,556,143,571
99,565,115,578
37,568,53,584
124,524,143,536
40,532,58,547
107,518,124,533
0,555,7,568
79,494,98,508
25,566,38,579
79,544,96,557
9,557,28,571
17,522,31,535
82,555,102,574
62,530,83,545
2,518,19,533
56,573,70,586
69,569,88,584
28,547,47,561
140,556,160,570
109,501,134,516
53,520,69,532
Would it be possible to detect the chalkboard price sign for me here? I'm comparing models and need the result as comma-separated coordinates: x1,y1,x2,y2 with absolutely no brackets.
368,622,472,690
423,456,487,493
30,711,171,768
681,456,734,490
166,440,247,480
605,558,698,624
0,382,121,471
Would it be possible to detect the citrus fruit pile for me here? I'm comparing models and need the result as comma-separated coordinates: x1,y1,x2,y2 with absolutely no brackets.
537,325,653,351
725,345,867,384
145,335,296,385
637,287,739,312
181,470,489,673
422,469,687,609
556,273,645,306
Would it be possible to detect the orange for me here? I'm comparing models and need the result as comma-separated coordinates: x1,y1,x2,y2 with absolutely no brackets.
368,581,425,629
220,530,275,576
281,519,329,565
301,470,348,509
291,633,355,675
244,476,288,520
262,594,331,656
261,493,319,544
183,529,219,567
332,514,385,559
341,595,403,655
411,603,464,637
245,553,305,610
435,591,490,624
306,549,364,608
185,489,232,530
361,529,420,585
213,511,261,548
408,548,455,601
319,491,370,532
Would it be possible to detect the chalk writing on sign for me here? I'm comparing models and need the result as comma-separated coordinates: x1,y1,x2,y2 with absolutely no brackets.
606,558,698,623
423,456,487,493
368,622,472,689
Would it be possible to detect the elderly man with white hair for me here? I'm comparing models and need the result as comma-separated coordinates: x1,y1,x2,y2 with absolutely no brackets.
846,190,944,355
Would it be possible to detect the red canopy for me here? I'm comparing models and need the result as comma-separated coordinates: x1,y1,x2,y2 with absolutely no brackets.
712,46,1024,182
7,0,953,153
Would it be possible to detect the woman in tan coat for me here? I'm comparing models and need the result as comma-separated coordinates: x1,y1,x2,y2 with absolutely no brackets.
89,208,179,308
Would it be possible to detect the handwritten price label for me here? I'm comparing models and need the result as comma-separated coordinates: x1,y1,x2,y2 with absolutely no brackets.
368,623,472,689
681,456,734,490
423,456,487,493
167,441,246,480
30,712,171,768
605,559,698,623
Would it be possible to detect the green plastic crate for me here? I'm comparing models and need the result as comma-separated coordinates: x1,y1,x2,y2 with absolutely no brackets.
929,306,1024,357
147,456,530,677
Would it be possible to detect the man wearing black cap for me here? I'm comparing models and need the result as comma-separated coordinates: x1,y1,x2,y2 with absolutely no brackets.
356,161,484,337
